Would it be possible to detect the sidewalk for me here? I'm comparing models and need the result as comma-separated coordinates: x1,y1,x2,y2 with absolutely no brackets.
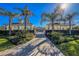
0,32,64,56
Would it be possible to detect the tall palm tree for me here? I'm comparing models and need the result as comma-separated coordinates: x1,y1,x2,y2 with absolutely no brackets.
65,12,78,35
18,17,24,30
41,5,64,31
0,8,18,35
15,6,33,32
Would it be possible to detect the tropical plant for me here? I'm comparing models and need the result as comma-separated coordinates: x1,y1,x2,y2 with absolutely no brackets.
65,12,78,35
41,5,65,31
0,8,18,35
72,26,79,30
14,6,33,32
18,17,24,30
41,12,59,31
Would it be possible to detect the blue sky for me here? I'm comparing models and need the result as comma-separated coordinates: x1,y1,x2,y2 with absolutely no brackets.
0,3,79,27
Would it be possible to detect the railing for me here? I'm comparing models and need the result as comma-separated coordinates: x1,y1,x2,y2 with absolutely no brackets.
45,30,79,35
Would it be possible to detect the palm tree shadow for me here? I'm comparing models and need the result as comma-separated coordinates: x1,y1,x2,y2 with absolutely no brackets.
5,38,63,56
12,39,47,56
36,45,61,56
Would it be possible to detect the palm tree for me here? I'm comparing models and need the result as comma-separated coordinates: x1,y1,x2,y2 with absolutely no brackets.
65,12,78,35
14,6,33,32
0,8,18,35
18,17,24,30
41,8,61,31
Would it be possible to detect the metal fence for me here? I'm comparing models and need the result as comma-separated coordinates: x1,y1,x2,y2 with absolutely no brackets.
0,30,35,36
45,30,79,35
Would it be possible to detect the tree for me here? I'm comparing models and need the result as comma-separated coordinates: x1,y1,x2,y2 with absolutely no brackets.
0,8,18,35
41,5,61,31
15,6,33,32
18,17,24,30
65,12,78,35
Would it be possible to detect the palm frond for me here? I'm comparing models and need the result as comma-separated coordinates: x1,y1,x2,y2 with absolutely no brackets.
0,8,6,12
24,5,28,10
65,12,79,20
54,5,60,13
0,11,5,16
14,7,24,12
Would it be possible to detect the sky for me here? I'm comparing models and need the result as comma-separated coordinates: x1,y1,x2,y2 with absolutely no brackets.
0,3,79,27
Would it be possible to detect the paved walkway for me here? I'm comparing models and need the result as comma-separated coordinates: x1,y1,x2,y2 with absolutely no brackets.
0,32,64,56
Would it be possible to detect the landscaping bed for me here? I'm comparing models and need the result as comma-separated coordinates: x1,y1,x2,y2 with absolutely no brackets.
0,31,35,52
46,31,79,56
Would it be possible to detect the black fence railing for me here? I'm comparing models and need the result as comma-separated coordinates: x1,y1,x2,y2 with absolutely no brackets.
0,30,35,36
45,30,79,35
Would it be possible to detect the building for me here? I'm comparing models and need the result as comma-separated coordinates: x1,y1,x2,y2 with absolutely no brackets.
2,19,35,30
3,23,23,30
45,23,74,30
3,23,35,30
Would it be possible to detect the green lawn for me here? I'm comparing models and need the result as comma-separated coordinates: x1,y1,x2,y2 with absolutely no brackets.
75,40,79,43
57,40,79,56
0,38,15,51
47,32,79,56
0,32,35,52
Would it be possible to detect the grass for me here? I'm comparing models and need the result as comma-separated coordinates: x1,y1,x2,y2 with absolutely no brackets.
0,38,15,51
75,40,79,43
0,32,35,52
47,32,79,56
57,40,79,56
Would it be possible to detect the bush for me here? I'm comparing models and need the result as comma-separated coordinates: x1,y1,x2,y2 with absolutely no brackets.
73,35,79,39
23,32,34,42
16,31,34,43
75,40,79,44
64,36,75,42
51,32,63,38
50,32,64,44
7,31,35,45
7,36,20,45
47,32,76,44
58,41,79,56
46,32,61,44
47,31,79,55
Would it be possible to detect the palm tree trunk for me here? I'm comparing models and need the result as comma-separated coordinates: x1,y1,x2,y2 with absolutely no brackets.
60,15,62,30
52,20,54,32
59,21,61,30
48,24,50,30
64,20,66,30
9,17,12,35
69,20,72,35
24,15,27,32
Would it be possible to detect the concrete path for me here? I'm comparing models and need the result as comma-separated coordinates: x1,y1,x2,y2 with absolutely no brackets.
0,32,64,56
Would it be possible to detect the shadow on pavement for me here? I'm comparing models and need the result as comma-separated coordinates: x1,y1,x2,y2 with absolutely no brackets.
11,39,47,56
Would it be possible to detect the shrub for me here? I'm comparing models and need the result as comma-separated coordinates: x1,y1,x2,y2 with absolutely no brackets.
50,32,64,44
51,32,63,38
75,40,79,44
64,36,75,42
58,41,79,56
23,32,34,42
73,35,79,39
7,31,34,45
16,31,34,43
7,36,20,45
47,31,79,55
